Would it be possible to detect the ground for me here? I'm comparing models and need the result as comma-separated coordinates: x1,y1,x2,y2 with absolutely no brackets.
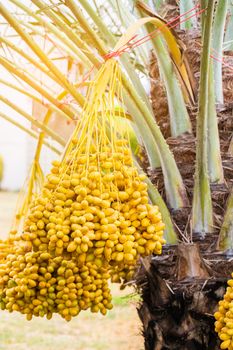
0,191,144,350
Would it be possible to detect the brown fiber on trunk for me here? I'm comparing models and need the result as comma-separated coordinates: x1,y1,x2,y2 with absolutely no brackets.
136,245,233,350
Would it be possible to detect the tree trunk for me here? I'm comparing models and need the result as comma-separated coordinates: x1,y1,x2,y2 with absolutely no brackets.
136,244,231,350
136,3,233,349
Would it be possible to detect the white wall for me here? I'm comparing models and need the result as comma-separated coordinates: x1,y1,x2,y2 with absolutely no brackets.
0,119,28,191
0,113,58,192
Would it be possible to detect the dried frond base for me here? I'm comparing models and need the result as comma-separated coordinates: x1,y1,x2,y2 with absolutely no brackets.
136,245,233,350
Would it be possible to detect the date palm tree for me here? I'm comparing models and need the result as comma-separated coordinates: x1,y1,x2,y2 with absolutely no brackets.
0,0,232,349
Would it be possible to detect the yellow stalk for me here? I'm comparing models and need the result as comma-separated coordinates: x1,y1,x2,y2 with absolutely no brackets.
0,45,58,96
30,0,101,69
21,20,84,64
3,0,187,207
0,95,66,146
17,0,159,170
34,133,44,163
67,0,154,115
34,83,80,164
65,0,106,56
0,77,80,120
0,56,75,120
14,160,43,228
0,2,86,108
114,15,195,105
10,0,92,69
14,127,46,229
0,111,61,155
0,36,61,85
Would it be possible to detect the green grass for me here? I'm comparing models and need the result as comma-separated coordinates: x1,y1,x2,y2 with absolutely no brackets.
112,292,142,306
